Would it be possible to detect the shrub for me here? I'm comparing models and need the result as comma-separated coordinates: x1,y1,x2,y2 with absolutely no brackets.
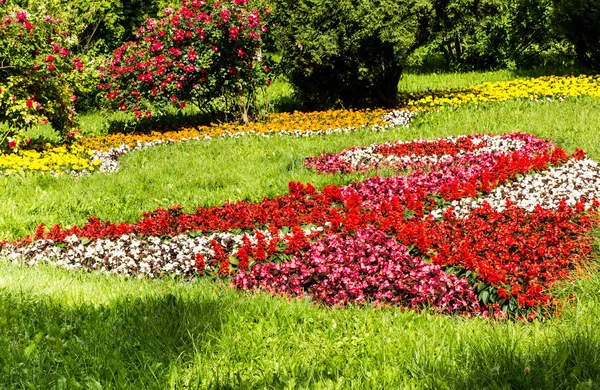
270,0,432,109
0,4,82,151
100,0,272,124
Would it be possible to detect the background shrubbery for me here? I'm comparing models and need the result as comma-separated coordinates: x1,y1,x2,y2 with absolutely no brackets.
266,0,599,108
427,0,558,71
1,0,600,143
268,0,432,109
552,0,600,71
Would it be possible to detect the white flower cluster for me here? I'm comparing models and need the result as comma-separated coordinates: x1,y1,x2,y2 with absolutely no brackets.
1,226,325,278
2,232,250,278
90,144,132,173
469,135,526,155
432,158,600,218
332,134,533,173
373,109,418,130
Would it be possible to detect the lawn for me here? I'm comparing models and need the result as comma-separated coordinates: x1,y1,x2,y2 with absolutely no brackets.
1,71,600,389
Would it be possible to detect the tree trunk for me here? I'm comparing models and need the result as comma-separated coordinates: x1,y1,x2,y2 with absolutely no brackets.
238,82,249,124
371,66,402,108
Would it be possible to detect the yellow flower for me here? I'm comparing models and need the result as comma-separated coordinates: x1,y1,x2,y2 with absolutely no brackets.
400,74,600,109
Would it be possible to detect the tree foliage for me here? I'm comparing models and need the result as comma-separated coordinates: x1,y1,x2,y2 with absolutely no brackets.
428,0,557,71
271,0,432,109
552,0,600,70
5,0,168,56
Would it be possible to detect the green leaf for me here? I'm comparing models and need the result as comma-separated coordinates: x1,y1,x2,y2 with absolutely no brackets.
481,290,490,305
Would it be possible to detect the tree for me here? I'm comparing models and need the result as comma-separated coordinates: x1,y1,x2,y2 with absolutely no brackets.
271,0,432,108
552,0,600,70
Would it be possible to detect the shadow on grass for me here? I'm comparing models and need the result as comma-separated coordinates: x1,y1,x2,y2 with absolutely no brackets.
105,110,217,135
417,325,600,390
0,290,227,388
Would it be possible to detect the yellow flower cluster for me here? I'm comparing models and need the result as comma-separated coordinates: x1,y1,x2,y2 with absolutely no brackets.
81,108,393,151
3,74,600,175
0,143,100,175
401,75,600,109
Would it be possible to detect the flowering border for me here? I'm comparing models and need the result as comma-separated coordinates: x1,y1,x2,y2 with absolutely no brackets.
2,132,598,319
0,108,416,176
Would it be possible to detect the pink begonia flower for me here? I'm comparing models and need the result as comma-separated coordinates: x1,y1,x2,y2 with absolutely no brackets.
16,11,27,22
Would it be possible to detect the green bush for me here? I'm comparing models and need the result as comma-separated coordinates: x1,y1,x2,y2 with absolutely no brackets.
271,0,432,109
552,0,600,70
429,0,559,71
1,0,172,114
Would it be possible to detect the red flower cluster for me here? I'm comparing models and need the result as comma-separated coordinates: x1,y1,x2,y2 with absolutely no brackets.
4,133,599,317
234,226,481,313
391,199,598,315
28,182,343,242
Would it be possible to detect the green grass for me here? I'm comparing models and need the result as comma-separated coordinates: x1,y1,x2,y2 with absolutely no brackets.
398,70,521,93
9,68,582,138
6,77,295,140
1,71,600,388
1,250,600,389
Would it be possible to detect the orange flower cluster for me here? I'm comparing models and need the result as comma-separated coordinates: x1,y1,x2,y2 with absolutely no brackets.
80,108,394,151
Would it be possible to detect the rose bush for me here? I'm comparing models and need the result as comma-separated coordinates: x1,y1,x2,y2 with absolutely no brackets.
0,4,82,152
100,0,272,123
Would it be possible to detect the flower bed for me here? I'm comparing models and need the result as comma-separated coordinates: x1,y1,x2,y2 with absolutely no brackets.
2,132,598,319
0,108,415,175
81,108,413,151
400,75,600,109
0,143,101,175
1,74,599,176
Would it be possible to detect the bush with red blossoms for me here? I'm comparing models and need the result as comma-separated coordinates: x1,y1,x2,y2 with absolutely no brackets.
233,226,481,313
0,4,82,151
100,0,272,123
